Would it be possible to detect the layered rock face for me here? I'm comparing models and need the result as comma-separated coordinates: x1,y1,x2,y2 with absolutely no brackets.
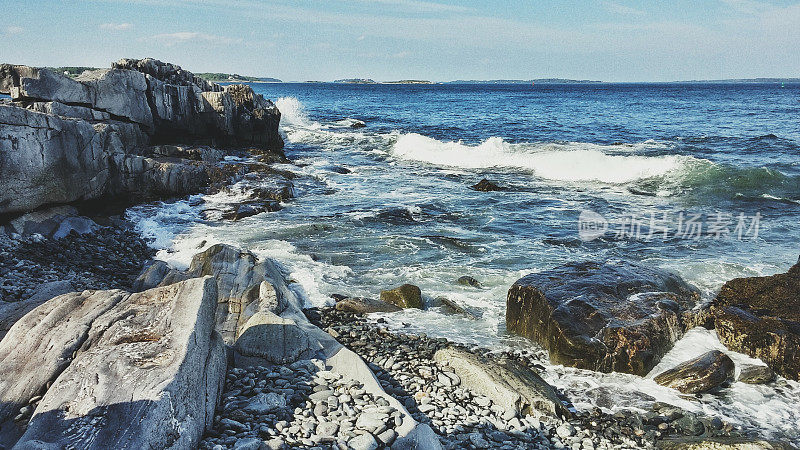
507,260,700,376
0,59,283,215
0,277,226,449
708,260,800,381
112,58,282,149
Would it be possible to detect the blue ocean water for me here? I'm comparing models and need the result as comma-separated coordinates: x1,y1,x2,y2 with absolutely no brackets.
129,82,800,439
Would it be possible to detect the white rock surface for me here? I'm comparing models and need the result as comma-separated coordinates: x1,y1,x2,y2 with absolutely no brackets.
10,277,226,449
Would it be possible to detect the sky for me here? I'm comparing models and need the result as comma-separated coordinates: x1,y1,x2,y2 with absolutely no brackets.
2,0,799,82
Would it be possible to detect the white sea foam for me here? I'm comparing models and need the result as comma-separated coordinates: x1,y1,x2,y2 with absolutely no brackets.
390,133,696,184
275,96,317,129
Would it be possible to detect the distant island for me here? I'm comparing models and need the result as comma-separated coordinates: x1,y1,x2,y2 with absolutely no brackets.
679,78,800,84
446,79,602,84
385,80,432,84
334,79,432,84
334,78,377,84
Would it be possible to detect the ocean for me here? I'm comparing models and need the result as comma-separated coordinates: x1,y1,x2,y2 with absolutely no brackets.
128,82,800,440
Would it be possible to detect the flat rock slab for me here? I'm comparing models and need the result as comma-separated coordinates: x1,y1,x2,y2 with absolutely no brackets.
507,260,700,376
654,350,735,394
709,260,800,381
433,347,569,418
0,289,126,445
9,277,226,449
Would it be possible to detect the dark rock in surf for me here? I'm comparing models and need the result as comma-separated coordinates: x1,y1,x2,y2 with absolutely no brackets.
471,179,505,192
708,259,800,381
506,260,700,376
350,120,366,129
335,297,402,314
435,297,479,320
457,276,482,288
220,201,282,221
653,350,735,394
380,284,423,309
737,364,774,384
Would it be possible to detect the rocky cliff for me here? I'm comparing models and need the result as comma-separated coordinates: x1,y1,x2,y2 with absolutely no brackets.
0,58,283,216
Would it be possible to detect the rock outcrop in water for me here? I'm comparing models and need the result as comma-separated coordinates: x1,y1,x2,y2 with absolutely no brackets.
707,259,800,381
506,260,701,376
380,283,423,309
0,58,283,216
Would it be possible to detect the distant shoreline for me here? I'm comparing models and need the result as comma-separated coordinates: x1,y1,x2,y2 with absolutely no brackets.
35,68,800,85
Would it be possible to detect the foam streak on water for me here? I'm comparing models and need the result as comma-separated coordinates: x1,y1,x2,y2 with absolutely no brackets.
129,86,800,442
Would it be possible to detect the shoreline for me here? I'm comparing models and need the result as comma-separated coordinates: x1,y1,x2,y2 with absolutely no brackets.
1,58,799,449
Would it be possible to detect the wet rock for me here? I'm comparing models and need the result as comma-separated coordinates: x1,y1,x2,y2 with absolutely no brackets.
709,259,800,381
654,350,735,394
471,179,505,191
380,284,423,309
350,120,366,129
656,436,794,449
507,260,700,375
434,297,479,320
737,364,775,384
433,346,570,418
335,297,402,314
456,275,482,288
220,202,281,221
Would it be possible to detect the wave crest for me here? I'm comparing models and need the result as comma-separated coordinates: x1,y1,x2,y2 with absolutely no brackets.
391,133,691,184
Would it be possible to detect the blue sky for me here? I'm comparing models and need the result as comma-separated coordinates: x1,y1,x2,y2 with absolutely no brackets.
2,0,799,81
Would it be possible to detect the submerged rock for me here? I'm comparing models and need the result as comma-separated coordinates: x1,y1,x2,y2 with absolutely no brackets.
434,296,479,319
506,260,700,375
708,259,800,381
471,178,505,192
456,275,482,288
380,284,423,309
653,350,735,394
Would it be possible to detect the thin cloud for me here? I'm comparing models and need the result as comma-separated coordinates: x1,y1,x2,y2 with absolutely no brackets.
720,0,772,14
350,0,472,13
145,31,240,46
100,22,133,31
4,26,25,35
603,2,646,16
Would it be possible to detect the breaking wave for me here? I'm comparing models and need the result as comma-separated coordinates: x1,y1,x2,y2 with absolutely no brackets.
390,133,694,184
